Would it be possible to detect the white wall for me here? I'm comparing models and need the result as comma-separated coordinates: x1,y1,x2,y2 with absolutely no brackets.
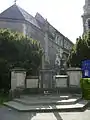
55,75,68,88
11,70,26,90
67,68,82,87
26,78,38,88
16,73,25,87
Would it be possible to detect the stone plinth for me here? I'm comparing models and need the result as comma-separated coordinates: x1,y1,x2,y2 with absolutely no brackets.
67,68,82,87
11,68,26,90
26,76,39,88
55,75,68,88
40,69,55,88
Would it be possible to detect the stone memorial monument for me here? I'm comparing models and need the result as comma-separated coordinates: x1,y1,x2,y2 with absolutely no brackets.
11,68,26,90
40,69,55,89
10,68,26,98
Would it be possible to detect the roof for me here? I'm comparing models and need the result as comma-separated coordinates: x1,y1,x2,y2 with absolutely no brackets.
0,4,40,28
0,4,73,44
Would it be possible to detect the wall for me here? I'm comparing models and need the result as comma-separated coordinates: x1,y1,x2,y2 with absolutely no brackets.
26,78,39,88
25,22,62,67
25,21,73,67
11,70,26,90
55,75,68,88
0,20,23,33
0,18,73,69
48,40,59,67
25,22,45,49
67,68,82,87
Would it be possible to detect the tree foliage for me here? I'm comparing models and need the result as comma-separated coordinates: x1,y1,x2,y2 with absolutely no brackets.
0,29,43,91
67,31,90,67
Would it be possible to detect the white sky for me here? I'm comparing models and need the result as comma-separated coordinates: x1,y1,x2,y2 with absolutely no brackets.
0,0,85,43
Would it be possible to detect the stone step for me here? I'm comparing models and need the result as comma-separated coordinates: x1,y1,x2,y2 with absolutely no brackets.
4,100,88,112
14,97,81,105
21,95,71,101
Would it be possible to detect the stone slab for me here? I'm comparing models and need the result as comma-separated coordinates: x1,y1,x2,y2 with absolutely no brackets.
21,95,71,100
14,97,81,105
56,100,87,109
4,100,88,112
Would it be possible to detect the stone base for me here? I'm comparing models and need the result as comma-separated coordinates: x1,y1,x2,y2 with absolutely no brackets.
3,95,89,112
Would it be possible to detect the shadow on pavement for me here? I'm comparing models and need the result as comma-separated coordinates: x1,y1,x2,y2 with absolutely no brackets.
0,106,36,120
52,105,63,120
53,112,63,120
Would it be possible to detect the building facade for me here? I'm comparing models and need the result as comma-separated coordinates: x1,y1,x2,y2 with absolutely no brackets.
82,0,90,32
0,4,73,69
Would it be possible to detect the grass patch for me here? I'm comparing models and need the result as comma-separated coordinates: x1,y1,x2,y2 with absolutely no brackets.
0,94,9,106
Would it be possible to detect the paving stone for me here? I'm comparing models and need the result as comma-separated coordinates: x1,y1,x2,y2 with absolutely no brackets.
4,101,53,112
56,100,87,109
32,113,57,120
60,108,90,120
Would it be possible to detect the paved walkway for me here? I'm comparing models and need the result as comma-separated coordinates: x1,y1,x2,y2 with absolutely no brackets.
4,94,85,112
1,94,90,120
1,106,90,120
60,108,90,120
0,106,58,120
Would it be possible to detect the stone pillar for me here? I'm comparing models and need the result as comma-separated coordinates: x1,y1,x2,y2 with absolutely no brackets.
44,20,50,68
67,68,82,87
41,54,45,69
44,32,49,60
40,69,55,89
11,68,26,90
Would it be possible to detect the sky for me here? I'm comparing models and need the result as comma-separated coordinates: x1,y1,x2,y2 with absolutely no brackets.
0,0,85,43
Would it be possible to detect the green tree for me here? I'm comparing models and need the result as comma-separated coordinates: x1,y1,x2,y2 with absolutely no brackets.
67,31,90,67
0,29,43,92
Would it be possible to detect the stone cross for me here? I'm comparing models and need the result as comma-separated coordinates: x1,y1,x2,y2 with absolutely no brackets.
14,0,17,4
